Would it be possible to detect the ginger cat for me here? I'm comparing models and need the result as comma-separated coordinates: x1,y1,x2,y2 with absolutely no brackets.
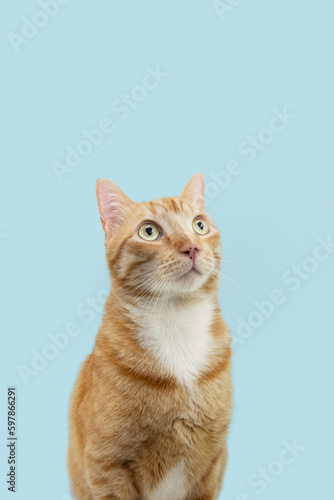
67,174,233,500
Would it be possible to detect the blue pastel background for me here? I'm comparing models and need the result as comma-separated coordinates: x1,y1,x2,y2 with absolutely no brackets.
1,1,334,499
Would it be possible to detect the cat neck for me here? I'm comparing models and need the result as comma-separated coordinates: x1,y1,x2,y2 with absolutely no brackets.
125,291,218,389
126,291,217,324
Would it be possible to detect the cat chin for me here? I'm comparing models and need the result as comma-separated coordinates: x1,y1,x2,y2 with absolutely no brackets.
179,268,201,280
172,269,210,294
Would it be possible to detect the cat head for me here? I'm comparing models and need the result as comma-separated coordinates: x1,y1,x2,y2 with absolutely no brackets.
96,174,221,298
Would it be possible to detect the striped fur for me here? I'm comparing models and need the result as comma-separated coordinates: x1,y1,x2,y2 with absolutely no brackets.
67,175,233,500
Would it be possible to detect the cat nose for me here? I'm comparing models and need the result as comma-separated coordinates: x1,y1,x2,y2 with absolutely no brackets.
181,244,201,262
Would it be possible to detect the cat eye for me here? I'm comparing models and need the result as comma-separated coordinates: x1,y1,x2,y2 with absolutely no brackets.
192,217,210,235
138,222,160,241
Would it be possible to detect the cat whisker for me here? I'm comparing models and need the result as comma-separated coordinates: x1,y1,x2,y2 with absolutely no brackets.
142,275,170,326
111,273,167,322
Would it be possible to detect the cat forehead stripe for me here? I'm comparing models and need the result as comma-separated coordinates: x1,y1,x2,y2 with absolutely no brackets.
148,197,186,214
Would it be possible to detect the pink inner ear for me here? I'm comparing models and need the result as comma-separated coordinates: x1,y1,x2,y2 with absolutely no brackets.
96,178,133,235
191,176,205,202
182,174,205,210
96,179,115,222
96,179,123,235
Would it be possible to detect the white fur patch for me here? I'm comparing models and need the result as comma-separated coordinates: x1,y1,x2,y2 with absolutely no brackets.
134,296,215,388
145,461,187,500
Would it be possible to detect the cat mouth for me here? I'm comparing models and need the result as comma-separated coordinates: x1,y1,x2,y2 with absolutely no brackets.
179,267,201,280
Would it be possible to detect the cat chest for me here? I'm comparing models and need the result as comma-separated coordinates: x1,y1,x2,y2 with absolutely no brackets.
137,298,216,388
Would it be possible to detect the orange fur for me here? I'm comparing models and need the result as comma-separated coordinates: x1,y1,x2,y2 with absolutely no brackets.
68,175,233,500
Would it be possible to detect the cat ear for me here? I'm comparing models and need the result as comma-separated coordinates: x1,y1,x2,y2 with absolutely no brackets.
181,174,205,211
96,179,135,236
